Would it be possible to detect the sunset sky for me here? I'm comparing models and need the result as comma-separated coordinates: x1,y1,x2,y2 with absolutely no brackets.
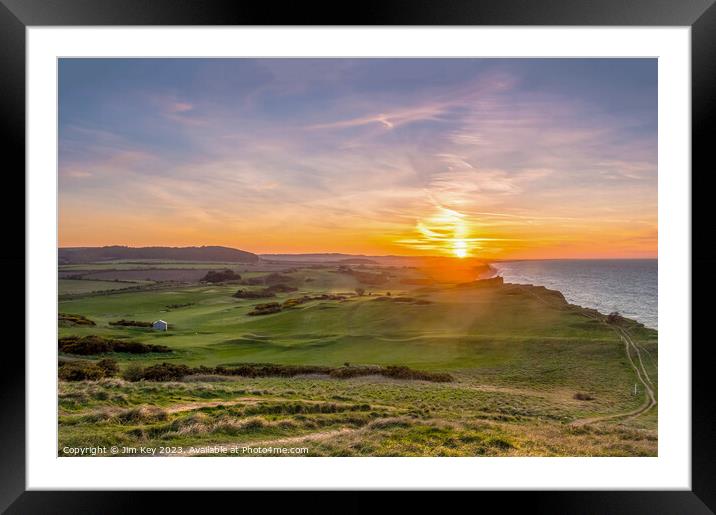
59,58,657,259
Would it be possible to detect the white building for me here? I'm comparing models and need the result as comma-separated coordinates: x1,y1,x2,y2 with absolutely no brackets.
152,320,168,331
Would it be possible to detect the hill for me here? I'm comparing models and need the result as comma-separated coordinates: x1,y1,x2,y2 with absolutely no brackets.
57,262,657,457
58,245,259,264
260,253,370,263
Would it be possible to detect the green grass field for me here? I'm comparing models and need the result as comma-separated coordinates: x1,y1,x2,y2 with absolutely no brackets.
58,263,658,457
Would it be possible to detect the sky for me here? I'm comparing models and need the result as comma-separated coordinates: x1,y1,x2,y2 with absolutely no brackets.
58,58,657,259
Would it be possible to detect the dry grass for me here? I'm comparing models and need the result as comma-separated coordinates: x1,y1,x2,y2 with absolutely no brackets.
58,375,657,457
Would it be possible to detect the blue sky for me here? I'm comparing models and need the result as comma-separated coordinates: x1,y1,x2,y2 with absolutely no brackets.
58,58,657,258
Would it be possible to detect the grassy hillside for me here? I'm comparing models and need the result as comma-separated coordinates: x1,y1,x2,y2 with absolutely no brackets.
57,262,658,457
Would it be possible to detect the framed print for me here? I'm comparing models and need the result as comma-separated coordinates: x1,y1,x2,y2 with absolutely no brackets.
3,0,715,512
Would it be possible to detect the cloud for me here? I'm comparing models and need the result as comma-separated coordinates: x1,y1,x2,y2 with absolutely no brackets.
58,60,656,257
306,104,447,131
63,169,93,179
168,101,193,113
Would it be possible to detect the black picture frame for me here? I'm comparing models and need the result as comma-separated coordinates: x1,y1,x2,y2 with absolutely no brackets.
2,1,714,512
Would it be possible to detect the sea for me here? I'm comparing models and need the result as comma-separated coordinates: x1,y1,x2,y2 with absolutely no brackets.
492,259,657,330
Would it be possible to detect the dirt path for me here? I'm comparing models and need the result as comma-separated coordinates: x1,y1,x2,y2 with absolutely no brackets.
174,427,359,456
525,289,657,426
570,322,657,427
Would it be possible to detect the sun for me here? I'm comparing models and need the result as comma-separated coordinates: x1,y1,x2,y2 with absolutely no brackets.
453,239,468,258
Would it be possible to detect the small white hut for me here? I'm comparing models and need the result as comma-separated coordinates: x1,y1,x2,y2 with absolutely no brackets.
152,320,168,331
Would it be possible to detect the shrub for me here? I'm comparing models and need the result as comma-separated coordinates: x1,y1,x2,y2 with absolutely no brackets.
166,302,194,309
282,294,346,309
111,340,172,354
329,366,382,379
607,312,623,324
59,335,113,355
328,364,453,383
58,360,107,381
215,363,331,378
140,363,191,382
201,270,241,283
282,297,307,308
58,313,96,327
73,360,453,384
109,319,153,328
58,335,171,355
96,358,119,376
233,289,275,299
121,363,145,382
574,392,595,401
247,302,282,316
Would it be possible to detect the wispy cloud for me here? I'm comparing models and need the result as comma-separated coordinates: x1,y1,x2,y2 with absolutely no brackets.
58,58,657,258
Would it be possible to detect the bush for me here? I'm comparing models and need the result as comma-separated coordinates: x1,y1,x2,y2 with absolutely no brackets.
247,302,282,316
328,364,453,383
72,360,453,384
166,302,194,309
381,366,452,383
201,270,241,283
96,358,119,376
233,289,275,299
58,359,117,381
59,335,171,355
574,392,595,401
111,340,172,354
140,363,191,382
121,363,146,382
58,313,95,327
216,363,332,378
282,294,346,309
607,312,623,324
282,297,307,308
59,335,113,355
109,319,153,328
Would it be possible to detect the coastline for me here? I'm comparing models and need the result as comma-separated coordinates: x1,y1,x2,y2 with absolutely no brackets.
488,259,657,330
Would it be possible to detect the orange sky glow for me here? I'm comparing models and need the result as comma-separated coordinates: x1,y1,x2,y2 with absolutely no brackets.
59,59,657,260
